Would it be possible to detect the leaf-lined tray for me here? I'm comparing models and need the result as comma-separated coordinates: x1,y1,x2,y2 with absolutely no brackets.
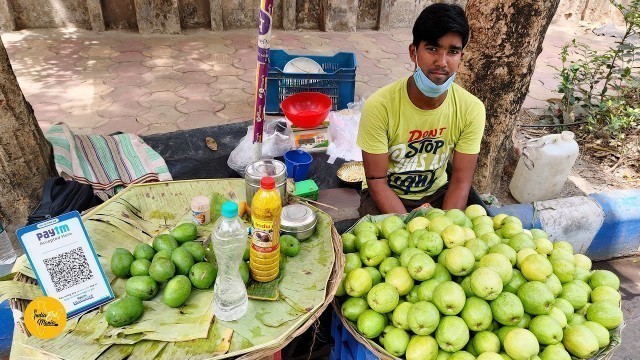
6,179,338,360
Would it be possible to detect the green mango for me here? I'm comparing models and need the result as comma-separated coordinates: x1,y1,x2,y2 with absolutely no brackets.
125,276,158,300
171,247,195,276
105,296,144,327
130,259,151,276
153,249,172,261
163,275,192,308
239,261,250,284
189,262,217,289
181,242,206,262
133,243,155,261
111,248,135,278
152,234,179,252
170,223,198,244
149,257,175,283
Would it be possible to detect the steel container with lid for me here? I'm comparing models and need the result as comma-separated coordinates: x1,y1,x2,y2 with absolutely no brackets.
244,159,287,206
280,204,317,241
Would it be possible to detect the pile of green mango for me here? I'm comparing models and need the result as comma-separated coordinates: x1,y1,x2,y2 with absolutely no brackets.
107,223,221,327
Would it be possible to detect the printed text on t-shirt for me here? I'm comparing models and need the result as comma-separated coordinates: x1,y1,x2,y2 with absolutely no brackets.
408,127,447,142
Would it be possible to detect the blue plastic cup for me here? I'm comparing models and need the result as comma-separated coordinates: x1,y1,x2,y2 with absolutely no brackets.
284,150,313,182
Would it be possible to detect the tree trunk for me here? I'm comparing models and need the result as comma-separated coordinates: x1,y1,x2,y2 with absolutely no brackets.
0,38,56,247
457,0,560,195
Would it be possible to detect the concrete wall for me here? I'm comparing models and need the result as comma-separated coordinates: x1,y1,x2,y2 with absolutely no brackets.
103,0,138,31
221,0,283,30
134,0,181,34
357,0,379,29
0,0,628,33
8,0,91,30
296,0,321,30
553,0,628,24
179,0,211,29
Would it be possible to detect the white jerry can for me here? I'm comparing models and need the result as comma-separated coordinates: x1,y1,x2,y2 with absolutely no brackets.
509,131,580,203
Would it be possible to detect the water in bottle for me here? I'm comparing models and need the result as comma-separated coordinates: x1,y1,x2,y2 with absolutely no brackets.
0,221,17,265
211,201,248,321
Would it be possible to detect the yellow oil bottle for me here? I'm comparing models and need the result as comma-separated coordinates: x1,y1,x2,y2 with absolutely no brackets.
249,176,282,282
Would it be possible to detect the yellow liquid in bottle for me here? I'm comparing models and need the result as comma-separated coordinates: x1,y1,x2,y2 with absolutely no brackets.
250,180,282,282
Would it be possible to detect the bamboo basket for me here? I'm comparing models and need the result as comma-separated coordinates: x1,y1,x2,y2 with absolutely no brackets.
333,301,623,360
6,179,345,359
332,209,624,360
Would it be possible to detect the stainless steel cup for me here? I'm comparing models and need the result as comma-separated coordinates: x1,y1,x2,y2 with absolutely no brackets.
244,159,287,206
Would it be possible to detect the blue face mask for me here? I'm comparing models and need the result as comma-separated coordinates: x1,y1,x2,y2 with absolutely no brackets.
413,53,456,98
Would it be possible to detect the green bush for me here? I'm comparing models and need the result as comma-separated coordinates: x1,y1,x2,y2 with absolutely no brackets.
550,0,640,143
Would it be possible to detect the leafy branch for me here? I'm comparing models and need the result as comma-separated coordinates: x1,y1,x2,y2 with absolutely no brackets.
548,0,640,144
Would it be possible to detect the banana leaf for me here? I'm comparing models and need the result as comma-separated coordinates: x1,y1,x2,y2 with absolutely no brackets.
8,179,336,360
228,332,254,353
0,281,42,303
247,270,283,301
10,326,59,360
97,279,214,344
96,344,134,360
127,341,167,360
12,254,35,279
156,319,233,360
23,312,109,360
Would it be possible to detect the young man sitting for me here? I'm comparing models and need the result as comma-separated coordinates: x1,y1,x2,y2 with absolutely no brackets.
357,3,486,215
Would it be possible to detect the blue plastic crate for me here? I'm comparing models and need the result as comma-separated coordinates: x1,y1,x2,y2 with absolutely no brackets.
266,49,357,114
330,309,378,360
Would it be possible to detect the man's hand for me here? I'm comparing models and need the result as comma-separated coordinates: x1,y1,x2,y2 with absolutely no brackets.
362,151,407,214
442,150,478,210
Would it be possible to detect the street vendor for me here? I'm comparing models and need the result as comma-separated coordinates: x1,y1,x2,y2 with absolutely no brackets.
357,3,486,215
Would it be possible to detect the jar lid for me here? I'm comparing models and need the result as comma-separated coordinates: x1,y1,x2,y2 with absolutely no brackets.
191,195,210,210
245,160,285,178
245,160,286,184
281,204,317,232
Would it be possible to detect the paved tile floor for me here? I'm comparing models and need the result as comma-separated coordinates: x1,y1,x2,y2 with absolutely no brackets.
0,24,619,135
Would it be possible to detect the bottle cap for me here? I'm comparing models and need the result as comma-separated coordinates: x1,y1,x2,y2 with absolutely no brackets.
561,131,575,141
260,176,275,190
221,201,238,218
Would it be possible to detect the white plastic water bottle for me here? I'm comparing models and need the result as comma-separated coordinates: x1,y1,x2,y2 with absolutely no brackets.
211,201,248,321
0,221,17,265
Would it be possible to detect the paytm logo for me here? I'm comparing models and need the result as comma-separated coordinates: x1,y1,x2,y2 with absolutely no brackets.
36,225,70,241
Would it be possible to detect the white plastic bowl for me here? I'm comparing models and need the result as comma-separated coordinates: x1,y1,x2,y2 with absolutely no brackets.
283,57,325,74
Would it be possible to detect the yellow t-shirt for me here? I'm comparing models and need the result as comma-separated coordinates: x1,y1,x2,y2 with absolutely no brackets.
356,78,486,200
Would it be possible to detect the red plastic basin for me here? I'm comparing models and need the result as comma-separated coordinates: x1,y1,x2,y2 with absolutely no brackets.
281,92,332,129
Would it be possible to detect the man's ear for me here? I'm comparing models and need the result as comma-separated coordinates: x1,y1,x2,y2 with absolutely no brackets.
409,43,417,64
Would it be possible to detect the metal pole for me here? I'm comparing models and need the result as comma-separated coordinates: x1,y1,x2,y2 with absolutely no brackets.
252,0,275,161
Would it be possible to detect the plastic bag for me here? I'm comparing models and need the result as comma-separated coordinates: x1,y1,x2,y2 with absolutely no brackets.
227,119,294,175
326,99,366,164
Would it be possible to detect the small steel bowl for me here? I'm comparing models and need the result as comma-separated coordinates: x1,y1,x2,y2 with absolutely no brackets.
280,204,317,241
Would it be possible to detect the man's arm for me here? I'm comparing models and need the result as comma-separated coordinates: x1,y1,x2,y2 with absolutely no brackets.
442,150,478,210
362,151,407,214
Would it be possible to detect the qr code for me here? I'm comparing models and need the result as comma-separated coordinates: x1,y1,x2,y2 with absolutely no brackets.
43,247,94,292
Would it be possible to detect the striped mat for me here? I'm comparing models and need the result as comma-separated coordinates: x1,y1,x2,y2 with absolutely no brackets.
45,123,172,199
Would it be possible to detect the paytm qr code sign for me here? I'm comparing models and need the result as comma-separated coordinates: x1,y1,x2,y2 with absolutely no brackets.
17,211,114,318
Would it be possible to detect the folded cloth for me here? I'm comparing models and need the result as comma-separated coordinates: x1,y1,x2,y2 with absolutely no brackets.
45,123,172,199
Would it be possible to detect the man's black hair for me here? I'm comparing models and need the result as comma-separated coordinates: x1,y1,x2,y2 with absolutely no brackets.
412,3,470,49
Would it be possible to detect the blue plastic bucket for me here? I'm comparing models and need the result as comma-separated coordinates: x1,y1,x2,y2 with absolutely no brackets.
284,150,313,182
